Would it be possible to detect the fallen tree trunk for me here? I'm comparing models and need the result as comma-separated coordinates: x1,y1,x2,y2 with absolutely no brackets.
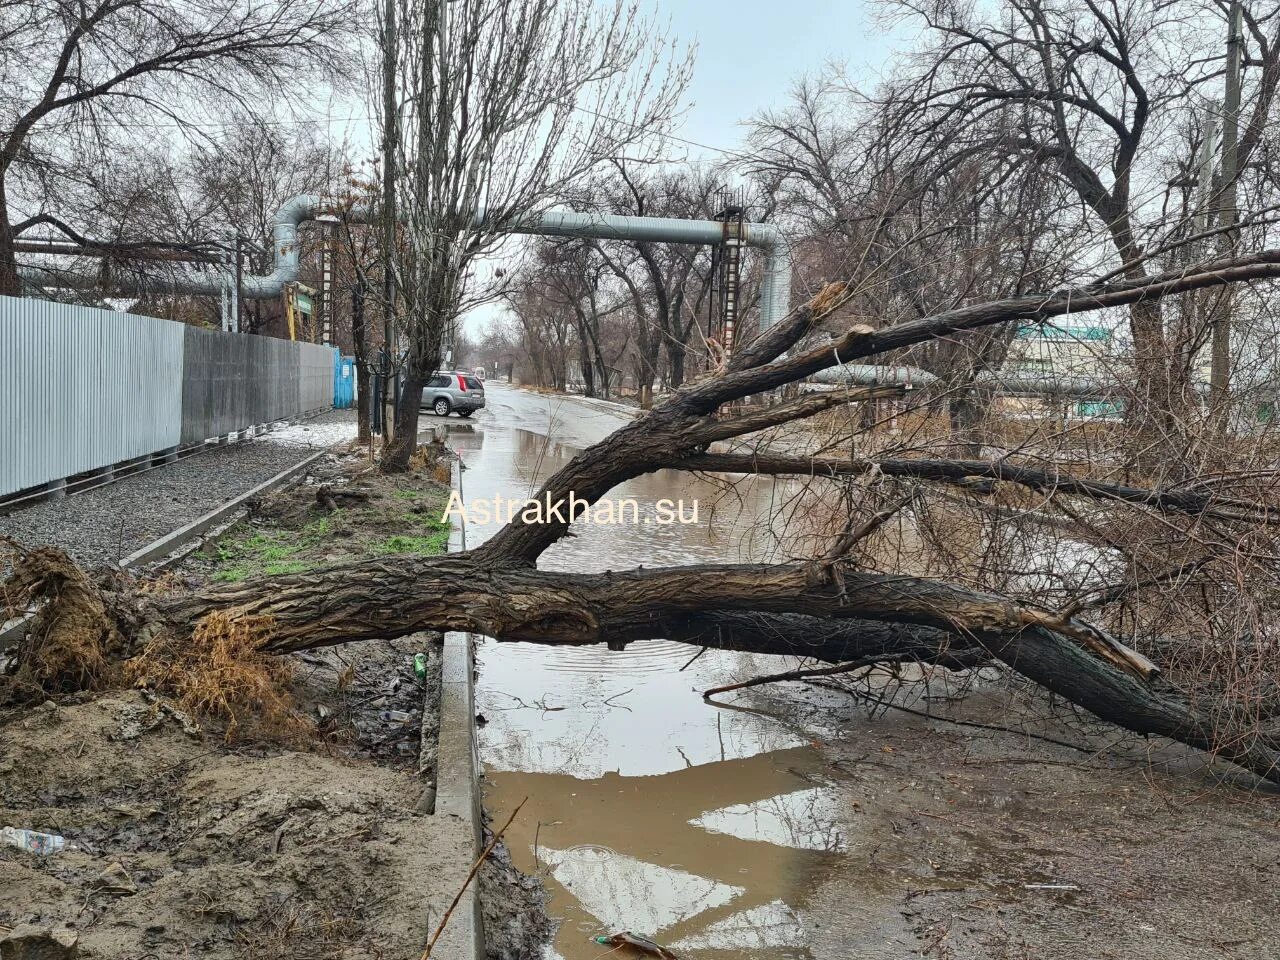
159,555,1145,674
13,249,1280,787
137,552,1278,782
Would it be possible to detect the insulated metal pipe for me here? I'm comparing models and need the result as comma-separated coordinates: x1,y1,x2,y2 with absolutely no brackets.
17,193,320,299
19,197,795,328
810,361,1136,399
480,208,792,328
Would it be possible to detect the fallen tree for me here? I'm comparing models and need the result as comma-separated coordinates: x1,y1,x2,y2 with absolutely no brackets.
9,247,1280,783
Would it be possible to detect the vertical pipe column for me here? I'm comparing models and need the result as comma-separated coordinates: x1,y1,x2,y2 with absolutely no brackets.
759,243,792,330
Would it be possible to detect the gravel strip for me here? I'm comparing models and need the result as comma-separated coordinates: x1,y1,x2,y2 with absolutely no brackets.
0,409,357,568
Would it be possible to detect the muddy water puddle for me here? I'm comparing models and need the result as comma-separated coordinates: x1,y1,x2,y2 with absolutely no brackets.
443,386,851,959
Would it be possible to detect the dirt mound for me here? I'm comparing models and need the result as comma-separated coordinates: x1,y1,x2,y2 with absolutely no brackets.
0,692,466,960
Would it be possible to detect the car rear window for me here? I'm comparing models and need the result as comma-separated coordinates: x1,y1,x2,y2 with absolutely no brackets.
426,375,451,388
464,377,484,390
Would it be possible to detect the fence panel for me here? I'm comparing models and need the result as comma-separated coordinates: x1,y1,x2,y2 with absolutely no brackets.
2,296,337,498
179,329,335,444
300,341,338,415
0,297,183,497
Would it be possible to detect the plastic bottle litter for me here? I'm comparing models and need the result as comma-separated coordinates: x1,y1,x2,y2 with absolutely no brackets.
379,710,411,723
2,826,67,856
592,932,680,959
413,652,428,679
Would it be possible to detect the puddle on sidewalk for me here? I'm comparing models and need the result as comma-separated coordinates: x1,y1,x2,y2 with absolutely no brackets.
445,387,852,959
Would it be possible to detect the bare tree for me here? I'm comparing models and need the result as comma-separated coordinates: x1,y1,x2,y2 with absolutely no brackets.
189,114,348,334
747,73,1071,452
0,0,356,297
373,0,691,470
593,163,718,392
879,0,1280,438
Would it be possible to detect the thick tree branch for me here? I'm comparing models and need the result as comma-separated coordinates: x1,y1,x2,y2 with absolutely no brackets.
695,386,902,444
695,248,1280,410
669,453,1279,524
134,554,1276,782
477,247,1280,566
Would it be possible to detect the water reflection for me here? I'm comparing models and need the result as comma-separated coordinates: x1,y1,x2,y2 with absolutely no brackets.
539,846,744,935
459,385,849,959
479,642,804,779
692,788,848,853
485,746,843,960
670,901,808,954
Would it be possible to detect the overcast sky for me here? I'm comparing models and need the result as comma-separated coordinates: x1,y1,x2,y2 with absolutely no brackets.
458,0,902,340
657,0,894,160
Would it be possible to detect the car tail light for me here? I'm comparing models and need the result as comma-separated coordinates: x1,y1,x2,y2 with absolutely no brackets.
456,374,467,391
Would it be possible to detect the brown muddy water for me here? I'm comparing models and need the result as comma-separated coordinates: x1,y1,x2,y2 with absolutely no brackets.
440,384,852,959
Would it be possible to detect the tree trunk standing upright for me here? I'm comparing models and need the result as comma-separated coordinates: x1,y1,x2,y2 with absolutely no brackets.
380,0,399,454
1211,0,1244,414
0,171,20,296
667,328,687,388
352,280,372,443
371,0,688,455
574,313,596,397
383,364,426,468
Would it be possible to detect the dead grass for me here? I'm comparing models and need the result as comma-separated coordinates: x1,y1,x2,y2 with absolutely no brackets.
408,443,453,484
232,899,363,960
127,612,306,743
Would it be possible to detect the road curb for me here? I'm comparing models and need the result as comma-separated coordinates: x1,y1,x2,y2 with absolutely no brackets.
419,454,485,960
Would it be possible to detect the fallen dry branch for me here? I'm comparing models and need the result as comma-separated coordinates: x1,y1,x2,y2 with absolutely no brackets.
701,655,893,700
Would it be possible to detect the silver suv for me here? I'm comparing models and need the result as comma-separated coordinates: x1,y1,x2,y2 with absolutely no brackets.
422,371,486,417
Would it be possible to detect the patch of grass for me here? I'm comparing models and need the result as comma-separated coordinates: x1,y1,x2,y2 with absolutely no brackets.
375,531,449,555
405,509,450,532
301,513,335,538
213,565,251,583
257,542,301,563
212,514,341,580
203,482,455,582
263,559,313,576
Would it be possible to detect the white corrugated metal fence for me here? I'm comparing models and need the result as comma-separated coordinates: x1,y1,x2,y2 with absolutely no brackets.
0,296,335,498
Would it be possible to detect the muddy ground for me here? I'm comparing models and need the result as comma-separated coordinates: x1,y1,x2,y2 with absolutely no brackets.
0,449,550,960
774,680,1280,960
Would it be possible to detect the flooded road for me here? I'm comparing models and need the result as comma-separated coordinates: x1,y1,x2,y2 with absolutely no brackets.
440,383,852,959
434,384,1280,960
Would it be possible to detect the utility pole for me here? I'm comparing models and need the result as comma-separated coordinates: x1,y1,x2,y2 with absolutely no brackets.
1211,0,1244,410
381,0,398,443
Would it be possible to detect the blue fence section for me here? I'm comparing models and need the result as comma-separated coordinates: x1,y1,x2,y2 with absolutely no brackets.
334,354,356,409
